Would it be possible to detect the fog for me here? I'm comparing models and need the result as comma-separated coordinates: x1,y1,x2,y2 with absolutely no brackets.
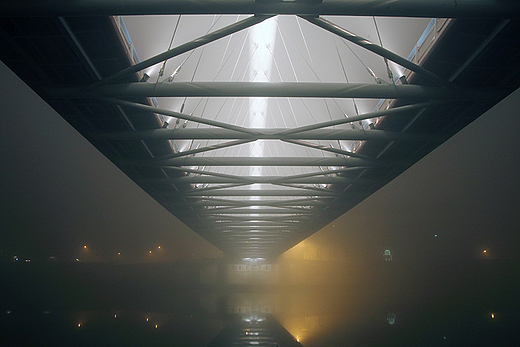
2,40,520,346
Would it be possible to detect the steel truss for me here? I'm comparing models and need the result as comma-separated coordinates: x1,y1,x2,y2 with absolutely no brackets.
3,0,520,18
10,3,513,259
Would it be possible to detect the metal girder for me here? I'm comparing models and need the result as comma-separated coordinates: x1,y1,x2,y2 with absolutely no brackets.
164,197,334,207
3,1,520,18
211,225,301,230
215,232,294,236
158,166,256,183
105,98,259,135
141,175,373,184
198,208,316,215
90,15,272,87
282,139,373,160
269,166,366,181
211,220,304,227
280,101,442,135
50,82,472,99
142,156,385,167
97,128,438,142
302,16,452,88
152,139,255,160
183,189,337,197
204,215,311,222
93,100,441,138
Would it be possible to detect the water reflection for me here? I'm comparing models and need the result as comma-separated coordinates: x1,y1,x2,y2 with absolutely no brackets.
1,255,519,346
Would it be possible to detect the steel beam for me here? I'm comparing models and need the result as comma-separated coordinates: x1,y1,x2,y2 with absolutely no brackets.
197,208,318,215
282,139,373,160
211,226,301,230
211,220,303,227
90,15,272,86
281,101,442,135
204,215,310,222
50,82,468,100
183,189,337,197
181,183,251,194
3,1,520,18
159,166,256,183
152,139,255,160
142,156,384,167
302,16,452,87
93,101,440,139
142,175,371,184
104,98,260,135
97,128,439,142
164,197,333,207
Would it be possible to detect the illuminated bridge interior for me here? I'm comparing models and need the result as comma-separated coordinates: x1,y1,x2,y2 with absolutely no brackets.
2,1,520,346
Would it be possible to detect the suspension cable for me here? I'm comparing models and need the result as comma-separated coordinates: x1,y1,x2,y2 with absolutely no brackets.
373,17,395,84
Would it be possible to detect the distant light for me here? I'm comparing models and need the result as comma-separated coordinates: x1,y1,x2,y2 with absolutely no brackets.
434,234,438,238
117,252,121,256
483,249,487,253
149,250,152,254
491,313,495,319
155,324,158,329
114,314,117,318
75,258,80,262
25,259,31,263
387,313,396,325
158,246,161,249
146,318,149,322
83,245,87,249
296,336,300,342
77,323,81,328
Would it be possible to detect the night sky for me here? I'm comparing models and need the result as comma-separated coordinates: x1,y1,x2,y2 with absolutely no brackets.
0,61,222,262
304,85,520,264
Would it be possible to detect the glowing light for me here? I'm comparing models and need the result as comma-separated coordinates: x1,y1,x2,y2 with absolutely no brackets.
158,246,161,249
83,245,87,249
149,250,152,254
77,323,81,328
114,314,117,318
483,249,487,253
155,324,158,329
117,252,121,255
296,336,300,342
491,313,495,319
146,318,149,322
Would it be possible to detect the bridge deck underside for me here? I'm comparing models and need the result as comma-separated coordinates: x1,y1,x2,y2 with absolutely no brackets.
1,13,519,260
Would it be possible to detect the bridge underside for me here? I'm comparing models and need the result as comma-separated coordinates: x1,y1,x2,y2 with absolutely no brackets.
1,4,519,260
